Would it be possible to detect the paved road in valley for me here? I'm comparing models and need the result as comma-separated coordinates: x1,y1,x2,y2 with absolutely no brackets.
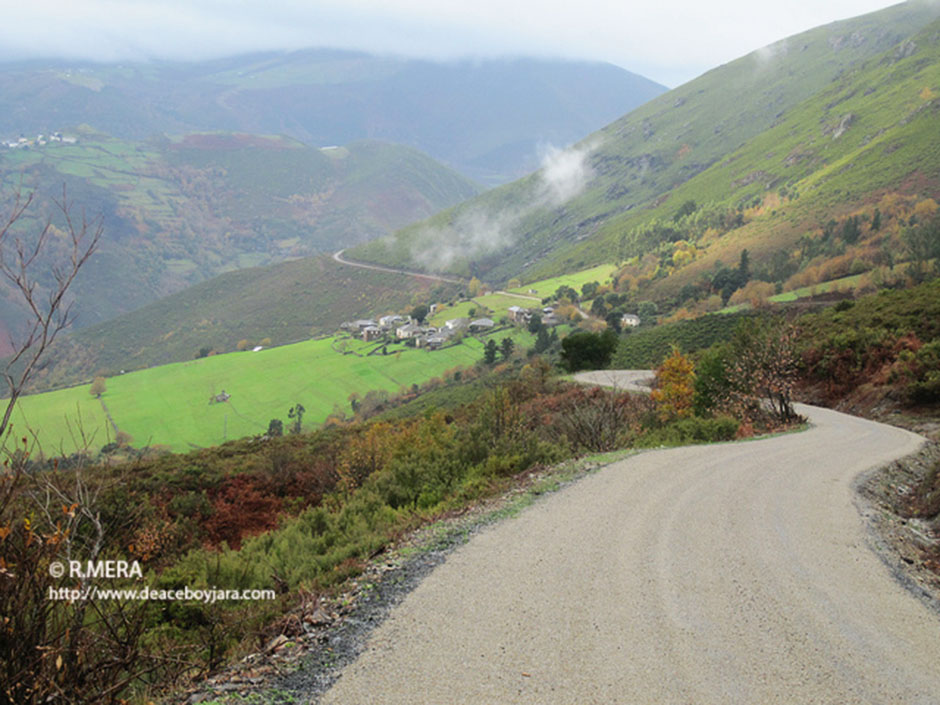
320,381,937,704
332,249,550,305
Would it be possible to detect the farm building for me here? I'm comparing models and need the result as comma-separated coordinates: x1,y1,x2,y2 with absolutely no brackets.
469,317,495,332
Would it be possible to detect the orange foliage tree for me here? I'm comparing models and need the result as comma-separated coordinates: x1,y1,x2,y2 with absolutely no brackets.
651,346,696,422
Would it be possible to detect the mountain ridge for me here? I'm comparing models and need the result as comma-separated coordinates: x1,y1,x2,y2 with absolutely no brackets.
349,1,940,286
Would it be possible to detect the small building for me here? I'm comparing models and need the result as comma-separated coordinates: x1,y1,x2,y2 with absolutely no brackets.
469,317,495,332
507,305,532,323
341,318,377,332
542,314,562,327
396,322,422,339
362,326,384,342
445,317,469,331
621,313,641,328
425,334,450,350
379,314,408,328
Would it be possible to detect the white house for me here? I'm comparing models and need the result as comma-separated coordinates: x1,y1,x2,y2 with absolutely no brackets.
379,314,408,328
445,317,469,331
621,314,641,328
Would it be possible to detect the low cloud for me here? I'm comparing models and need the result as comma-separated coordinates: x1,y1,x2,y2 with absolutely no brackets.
538,143,594,203
753,38,789,66
412,140,598,271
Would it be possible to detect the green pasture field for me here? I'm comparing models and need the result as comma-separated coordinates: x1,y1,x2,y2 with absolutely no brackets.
13,329,533,455
428,300,477,326
508,263,617,299
472,293,537,320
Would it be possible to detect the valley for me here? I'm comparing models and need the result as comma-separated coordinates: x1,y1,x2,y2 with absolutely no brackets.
1,3,939,704
0,131,480,337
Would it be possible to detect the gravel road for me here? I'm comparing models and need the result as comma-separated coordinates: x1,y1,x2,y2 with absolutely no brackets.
320,393,938,703
572,369,654,393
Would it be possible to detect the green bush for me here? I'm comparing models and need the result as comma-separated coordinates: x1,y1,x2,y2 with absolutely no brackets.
635,415,740,448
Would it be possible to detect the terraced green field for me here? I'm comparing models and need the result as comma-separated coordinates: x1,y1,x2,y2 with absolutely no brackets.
507,264,617,299
13,329,533,455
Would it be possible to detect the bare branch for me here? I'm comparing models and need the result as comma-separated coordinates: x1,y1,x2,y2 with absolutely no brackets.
0,185,101,444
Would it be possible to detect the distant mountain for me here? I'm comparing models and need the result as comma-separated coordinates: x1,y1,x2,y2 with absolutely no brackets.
0,133,478,342
350,1,940,290
0,52,666,185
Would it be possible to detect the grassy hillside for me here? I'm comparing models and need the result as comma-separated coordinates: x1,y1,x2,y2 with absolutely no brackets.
15,326,535,454
0,133,478,333
0,52,665,185
350,2,940,290
29,255,462,392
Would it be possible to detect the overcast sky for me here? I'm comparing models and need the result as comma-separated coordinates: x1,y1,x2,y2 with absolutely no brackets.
0,0,911,86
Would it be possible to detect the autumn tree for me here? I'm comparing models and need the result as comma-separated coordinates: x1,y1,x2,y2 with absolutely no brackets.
726,317,801,424
467,277,484,297
89,376,106,398
651,346,696,422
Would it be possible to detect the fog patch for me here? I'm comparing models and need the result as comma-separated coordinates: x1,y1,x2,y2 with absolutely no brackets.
412,140,599,271
753,38,789,66
537,143,595,204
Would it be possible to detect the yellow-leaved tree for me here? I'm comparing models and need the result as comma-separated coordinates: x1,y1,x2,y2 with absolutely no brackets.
651,346,696,422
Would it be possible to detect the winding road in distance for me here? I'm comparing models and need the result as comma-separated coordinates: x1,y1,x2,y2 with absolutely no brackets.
332,249,466,284
320,371,939,704
332,249,543,302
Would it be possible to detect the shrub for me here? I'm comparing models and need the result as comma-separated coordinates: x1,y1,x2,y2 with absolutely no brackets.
636,415,740,447
560,329,618,372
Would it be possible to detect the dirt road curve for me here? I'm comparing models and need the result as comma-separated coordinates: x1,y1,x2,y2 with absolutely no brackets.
332,249,465,284
321,385,938,703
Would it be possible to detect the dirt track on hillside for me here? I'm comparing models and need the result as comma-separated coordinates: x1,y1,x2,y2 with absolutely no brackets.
320,390,938,703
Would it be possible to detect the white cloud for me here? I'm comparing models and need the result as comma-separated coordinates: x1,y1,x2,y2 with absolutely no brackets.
412,141,598,270
0,0,902,85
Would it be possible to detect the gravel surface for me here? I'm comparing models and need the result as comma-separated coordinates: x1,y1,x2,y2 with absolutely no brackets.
572,369,654,393
318,401,939,704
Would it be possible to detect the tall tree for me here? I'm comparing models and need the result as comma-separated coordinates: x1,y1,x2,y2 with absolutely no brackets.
483,339,498,365
500,337,515,360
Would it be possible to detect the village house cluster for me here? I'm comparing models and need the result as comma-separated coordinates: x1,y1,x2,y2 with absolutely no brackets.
340,313,498,349
3,132,78,149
